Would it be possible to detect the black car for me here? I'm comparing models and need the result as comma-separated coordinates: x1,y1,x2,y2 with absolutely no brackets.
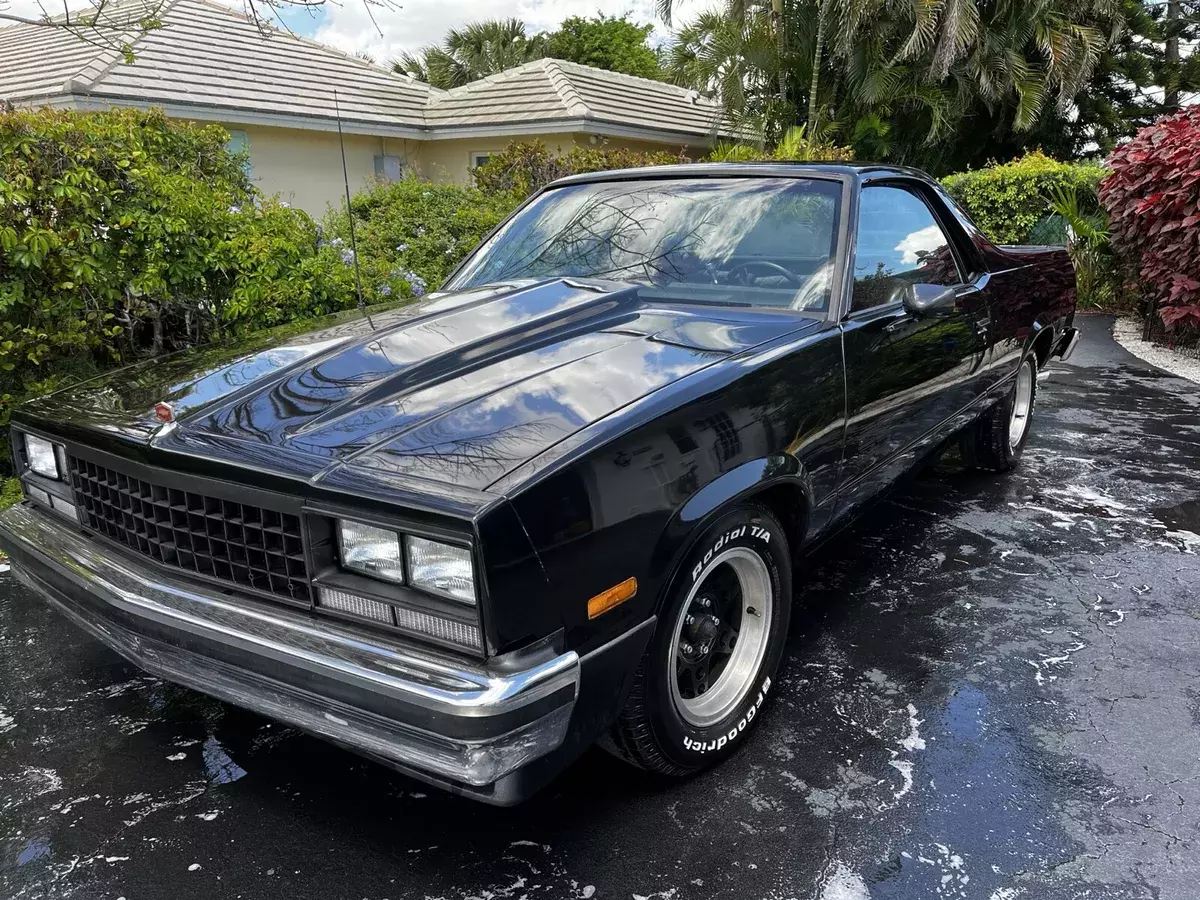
0,164,1079,804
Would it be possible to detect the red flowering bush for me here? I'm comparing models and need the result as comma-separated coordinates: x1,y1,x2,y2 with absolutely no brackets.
1100,106,1200,332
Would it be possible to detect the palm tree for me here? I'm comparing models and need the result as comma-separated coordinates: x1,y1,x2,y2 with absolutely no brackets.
820,0,1119,131
666,0,821,144
395,19,547,89
666,0,1122,167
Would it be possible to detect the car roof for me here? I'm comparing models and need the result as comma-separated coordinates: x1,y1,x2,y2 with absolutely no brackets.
545,161,938,190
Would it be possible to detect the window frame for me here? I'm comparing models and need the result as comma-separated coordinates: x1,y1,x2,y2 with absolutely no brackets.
843,177,970,320
373,154,404,183
225,129,253,180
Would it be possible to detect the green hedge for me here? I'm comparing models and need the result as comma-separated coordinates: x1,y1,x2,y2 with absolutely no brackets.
320,179,515,302
941,151,1106,245
0,108,369,472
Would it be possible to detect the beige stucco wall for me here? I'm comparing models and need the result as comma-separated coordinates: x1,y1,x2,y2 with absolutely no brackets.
406,133,578,184
226,123,423,217
221,123,711,216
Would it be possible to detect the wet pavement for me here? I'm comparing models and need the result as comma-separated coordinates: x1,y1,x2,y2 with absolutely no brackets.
1,314,1198,900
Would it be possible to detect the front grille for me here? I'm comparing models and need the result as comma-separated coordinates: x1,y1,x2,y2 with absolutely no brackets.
69,457,310,604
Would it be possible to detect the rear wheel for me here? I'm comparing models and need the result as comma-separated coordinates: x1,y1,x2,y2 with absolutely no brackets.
606,503,791,775
962,356,1038,472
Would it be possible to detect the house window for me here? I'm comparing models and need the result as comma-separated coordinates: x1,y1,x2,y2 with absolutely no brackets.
471,153,492,169
225,129,252,178
374,154,403,182
667,425,698,454
703,412,742,463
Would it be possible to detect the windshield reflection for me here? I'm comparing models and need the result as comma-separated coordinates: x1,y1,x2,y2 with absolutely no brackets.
449,178,843,312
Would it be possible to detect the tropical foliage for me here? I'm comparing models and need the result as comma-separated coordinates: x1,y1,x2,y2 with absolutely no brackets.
395,19,545,88
1064,0,1200,156
1048,182,1118,310
1100,105,1200,334
664,0,1126,172
471,129,851,199
395,14,664,87
544,15,662,79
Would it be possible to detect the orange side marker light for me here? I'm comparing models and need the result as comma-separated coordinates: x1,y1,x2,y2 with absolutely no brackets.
587,577,638,620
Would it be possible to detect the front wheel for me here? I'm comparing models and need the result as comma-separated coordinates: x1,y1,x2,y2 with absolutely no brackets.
605,503,791,775
962,355,1038,472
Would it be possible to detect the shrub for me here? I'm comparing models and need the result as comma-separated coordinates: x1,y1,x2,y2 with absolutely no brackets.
0,107,357,471
941,151,1107,245
321,179,516,300
707,126,854,163
1047,184,1118,311
1,109,246,376
474,130,852,200
214,198,357,328
1100,106,1200,335
473,140,689,198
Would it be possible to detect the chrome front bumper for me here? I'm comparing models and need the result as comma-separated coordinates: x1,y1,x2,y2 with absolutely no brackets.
0,502,578,794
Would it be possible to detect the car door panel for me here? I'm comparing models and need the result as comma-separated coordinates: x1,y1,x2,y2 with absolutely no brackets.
835,181,988,519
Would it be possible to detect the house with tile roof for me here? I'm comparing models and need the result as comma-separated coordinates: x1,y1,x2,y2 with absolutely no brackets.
0,0,730,215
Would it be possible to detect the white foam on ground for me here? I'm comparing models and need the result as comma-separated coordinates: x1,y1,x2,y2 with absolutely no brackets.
819,864,871,900
899,704,926,751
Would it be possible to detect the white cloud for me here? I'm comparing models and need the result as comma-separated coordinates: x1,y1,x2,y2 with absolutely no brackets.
895,224,945,265
310,0,714,65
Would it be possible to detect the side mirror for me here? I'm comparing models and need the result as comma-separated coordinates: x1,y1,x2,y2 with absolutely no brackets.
901,283,958,317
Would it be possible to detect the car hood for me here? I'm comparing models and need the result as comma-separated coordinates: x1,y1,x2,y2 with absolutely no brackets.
27,280,821,491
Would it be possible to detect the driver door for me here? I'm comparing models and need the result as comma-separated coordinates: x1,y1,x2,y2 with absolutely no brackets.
836,181,988,516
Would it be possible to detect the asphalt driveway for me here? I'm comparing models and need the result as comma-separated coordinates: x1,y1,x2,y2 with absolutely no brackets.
2,314,1198,900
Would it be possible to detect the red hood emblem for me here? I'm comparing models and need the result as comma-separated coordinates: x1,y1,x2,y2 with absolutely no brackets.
154,402,175,424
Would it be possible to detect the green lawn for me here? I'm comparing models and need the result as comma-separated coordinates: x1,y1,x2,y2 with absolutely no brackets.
1,477,22,511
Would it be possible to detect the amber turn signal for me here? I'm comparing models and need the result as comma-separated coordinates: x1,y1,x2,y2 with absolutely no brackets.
587,577,638,620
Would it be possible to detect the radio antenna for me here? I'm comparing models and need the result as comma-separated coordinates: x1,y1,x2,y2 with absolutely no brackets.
333,89,373,328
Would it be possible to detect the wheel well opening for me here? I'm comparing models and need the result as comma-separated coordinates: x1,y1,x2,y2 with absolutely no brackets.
747,482,808,562
1031,327,1056,369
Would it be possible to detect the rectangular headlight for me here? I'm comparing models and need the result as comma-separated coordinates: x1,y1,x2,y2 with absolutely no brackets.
25,434,62,480
406,536,475,605
337,519,404,583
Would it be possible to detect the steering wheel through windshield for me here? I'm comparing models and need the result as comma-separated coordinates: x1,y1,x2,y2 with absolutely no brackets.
723,260,804,287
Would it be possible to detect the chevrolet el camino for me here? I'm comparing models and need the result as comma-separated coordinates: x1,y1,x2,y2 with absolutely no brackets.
0,164,1080,804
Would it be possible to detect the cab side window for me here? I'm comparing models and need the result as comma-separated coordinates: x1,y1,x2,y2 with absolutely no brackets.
851,186,961,312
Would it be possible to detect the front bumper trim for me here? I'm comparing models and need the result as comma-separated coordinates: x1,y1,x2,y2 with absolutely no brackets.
0,502,578,789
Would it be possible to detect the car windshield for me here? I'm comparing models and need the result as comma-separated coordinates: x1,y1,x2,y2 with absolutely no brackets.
447,177,843,312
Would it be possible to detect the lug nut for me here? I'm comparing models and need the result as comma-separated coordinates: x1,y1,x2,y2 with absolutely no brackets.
700,644,710,654
685,614,696,626
680,642,694,655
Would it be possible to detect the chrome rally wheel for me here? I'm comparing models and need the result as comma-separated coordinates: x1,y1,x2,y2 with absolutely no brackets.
669,547,773,728
605,503,792,776
962,353,1040,473
1008,357,1036,450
